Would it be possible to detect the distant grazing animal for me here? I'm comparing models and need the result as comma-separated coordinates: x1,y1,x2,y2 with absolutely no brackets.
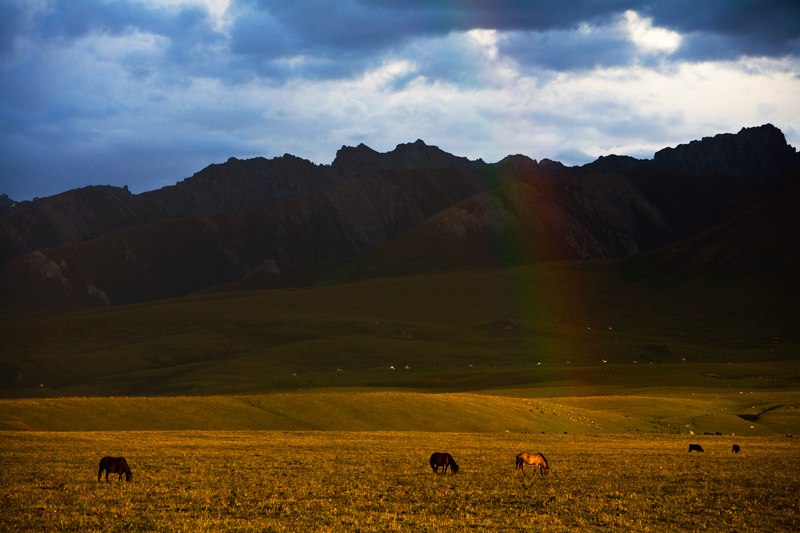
429,452,459,474
515,452,550,476
98,456,133,483
688,444,704,453
732,444,740,453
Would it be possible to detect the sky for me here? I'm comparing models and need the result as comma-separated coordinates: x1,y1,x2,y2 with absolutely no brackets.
1,1,799,201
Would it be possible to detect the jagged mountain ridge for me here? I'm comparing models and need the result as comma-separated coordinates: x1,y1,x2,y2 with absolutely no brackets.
2,126,794,266
0,140,480,265
581,124,800,241
0,125,798,310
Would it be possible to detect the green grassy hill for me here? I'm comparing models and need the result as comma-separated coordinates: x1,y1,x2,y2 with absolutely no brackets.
2,257,798,395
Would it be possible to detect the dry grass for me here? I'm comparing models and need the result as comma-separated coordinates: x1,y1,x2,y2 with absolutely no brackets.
1,431,798,532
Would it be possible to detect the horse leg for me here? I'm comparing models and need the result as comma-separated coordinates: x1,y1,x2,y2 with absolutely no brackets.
98,468,102,483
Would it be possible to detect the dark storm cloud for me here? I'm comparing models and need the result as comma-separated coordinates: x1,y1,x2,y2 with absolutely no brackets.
640,0,800,59
231,0,799,66
4,1,797,84
223,0,634,82
498,29,636,72
229,0,631,70
1,0,224,71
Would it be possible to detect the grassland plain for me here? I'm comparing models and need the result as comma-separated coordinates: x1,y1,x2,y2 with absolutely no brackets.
1,431,798,532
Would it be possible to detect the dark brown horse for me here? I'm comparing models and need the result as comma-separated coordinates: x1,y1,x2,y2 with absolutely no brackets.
515,452,549,476
430,452,459,474
98,456,133,483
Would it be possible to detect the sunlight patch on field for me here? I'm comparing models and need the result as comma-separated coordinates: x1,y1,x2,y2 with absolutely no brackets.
1,391,798,434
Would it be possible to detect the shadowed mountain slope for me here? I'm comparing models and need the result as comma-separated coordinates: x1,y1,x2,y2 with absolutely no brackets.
326,171,677,281
0,166,502,308
0,140,478,266
0,186,161,264
0,125,797,311
623,181,800,274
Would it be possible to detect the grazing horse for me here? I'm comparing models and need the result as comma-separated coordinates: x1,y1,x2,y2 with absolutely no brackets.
515,452,550,476
688,444,704,453
98,456,133,483
429,452,459,474
732,444,740,453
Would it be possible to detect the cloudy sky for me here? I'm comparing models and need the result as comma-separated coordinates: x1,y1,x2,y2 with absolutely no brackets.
2,0,799,201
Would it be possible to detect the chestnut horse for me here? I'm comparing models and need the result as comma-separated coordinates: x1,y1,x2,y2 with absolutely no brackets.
98,456,133,483
429,452,459,474
515,452,549,476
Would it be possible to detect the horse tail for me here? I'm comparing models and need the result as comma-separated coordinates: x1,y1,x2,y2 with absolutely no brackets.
98,457,108,482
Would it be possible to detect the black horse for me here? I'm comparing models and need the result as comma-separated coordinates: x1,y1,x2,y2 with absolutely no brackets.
688,444,704,453
429,452,459,474
98,456,133,483
732,444,740,453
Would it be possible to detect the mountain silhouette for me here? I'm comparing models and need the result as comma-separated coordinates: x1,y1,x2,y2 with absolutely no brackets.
0,125,797,310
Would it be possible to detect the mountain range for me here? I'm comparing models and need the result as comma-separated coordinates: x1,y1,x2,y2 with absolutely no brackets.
1,124,798,311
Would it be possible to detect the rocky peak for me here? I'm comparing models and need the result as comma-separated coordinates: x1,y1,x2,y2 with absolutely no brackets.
494,154,539,173
653,124,799,178
331,139,473,179
579,154,651,174
0,194,28,217
138,154,333,218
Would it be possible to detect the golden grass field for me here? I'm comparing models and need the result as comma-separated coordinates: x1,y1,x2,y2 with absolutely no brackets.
2,244,798,530
1,430,798,532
